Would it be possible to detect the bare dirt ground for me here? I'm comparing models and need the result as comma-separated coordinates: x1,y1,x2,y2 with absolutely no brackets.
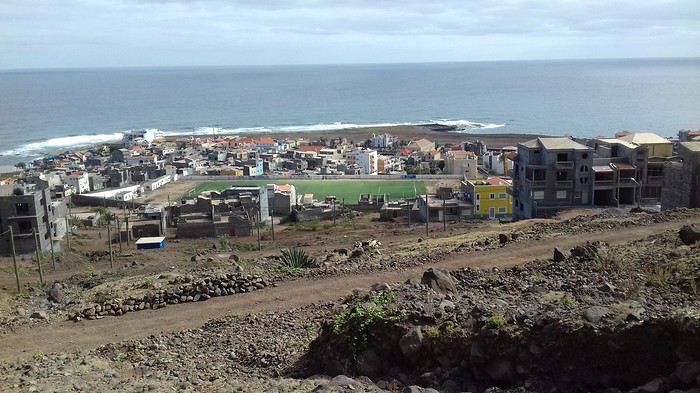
0,215,697,362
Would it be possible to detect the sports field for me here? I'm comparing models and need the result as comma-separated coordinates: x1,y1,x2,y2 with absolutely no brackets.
186,180,426,203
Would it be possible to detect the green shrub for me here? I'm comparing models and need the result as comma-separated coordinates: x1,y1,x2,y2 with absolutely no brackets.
560,294,577,309
328,291,405,362
235,243,258,252
279,248,317,271
217,235,232,252
485,314,506,329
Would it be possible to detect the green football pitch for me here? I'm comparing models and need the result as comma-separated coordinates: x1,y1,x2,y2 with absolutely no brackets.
186,179,427,203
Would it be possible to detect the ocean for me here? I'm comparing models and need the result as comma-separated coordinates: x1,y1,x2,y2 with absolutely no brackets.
0,58,698,167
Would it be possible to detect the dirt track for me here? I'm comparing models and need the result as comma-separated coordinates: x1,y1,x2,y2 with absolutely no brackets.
1,217,697,362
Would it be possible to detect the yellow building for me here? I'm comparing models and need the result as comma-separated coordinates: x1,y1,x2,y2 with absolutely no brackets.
462,177,513,218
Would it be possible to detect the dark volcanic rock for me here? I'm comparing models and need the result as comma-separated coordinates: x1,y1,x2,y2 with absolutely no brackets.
420,268,456,294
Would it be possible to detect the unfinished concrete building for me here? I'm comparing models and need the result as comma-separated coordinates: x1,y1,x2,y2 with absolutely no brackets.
0,185,67,255
662,142,700,210
513,138,593,219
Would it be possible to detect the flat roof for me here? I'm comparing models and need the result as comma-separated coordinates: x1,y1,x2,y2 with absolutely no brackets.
619,132,672,145
538,137,590,151
592,165,613,172
680,141,700,152
135,236,165,244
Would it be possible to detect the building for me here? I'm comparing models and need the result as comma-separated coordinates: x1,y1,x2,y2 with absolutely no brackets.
370,133,398,150
444,150,478,178
65,172,90,194
123,129,160,147
462,177,513,219
267,184,297,215
662,142,700,210
416,194,473,222
512,137,593,219
406,138,435,154
483,149,515,176
346,148,378,175
0,186,66,255
617,132,673,203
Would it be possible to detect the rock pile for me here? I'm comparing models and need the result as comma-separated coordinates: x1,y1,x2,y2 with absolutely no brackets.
308,228,700,392
72,273,269,321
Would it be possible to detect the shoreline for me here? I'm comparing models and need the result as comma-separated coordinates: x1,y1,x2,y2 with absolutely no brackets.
1,124,555,173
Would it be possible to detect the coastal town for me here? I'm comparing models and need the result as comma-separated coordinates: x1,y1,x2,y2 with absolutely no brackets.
0,126,698,256
0,126,699,393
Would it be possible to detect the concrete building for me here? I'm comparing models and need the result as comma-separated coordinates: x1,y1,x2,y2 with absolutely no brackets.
513,137,593,219
616,133,673,203
267,184,297,215
416,194,473,222
483,150,513,176
0,186,66,255
662,142,700,210
444,150,478,179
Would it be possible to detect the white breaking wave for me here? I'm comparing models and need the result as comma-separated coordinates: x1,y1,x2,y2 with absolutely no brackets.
1,132,124,157
2,119,506,159
433,119,506,130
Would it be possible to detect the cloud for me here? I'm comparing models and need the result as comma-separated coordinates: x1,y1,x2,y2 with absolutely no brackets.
0,0,698,68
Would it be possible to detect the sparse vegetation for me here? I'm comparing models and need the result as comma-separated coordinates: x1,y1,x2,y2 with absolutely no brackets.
234,243,258,252
485,314,506,329
329,291,405,361
279,248,317,271
217,235,232,252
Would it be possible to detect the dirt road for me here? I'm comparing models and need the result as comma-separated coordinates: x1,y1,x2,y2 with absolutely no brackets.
0,218,696,362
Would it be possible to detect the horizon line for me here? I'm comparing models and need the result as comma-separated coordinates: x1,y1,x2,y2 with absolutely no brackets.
1,55,699,73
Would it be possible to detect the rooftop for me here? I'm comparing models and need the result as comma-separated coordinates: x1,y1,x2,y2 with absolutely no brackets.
619,132,672,145
680,141,700,152
538,137,590,151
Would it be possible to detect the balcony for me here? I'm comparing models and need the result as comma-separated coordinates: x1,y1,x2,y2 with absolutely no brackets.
555,161,574,169
526,179,546,188
647,175,664,185
594,180,614,187
555,180,573,188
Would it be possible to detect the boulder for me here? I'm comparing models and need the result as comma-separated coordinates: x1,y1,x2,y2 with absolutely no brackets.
679,224,700,245
631,378,664,393
553,247,567,262
421,268,456,294
30,311,48,320
47,283,64,303
498,233,509,245
399,326,424,356
671,361,700,384
485,358,514,382
583,306,610,323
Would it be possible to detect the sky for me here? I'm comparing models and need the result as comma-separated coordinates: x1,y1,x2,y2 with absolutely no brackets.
0,0,698,69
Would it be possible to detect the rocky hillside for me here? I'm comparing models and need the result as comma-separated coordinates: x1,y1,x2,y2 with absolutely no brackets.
306,226,700,392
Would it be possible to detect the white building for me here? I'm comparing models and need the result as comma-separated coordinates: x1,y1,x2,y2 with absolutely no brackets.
445,150,478,179
346,148,378,175
144,175,172,192
370,133,397,149
65,171,90,194
123,129,160,147
484,151,507,175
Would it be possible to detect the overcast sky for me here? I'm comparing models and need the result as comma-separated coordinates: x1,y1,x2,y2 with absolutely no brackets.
1,0,698,69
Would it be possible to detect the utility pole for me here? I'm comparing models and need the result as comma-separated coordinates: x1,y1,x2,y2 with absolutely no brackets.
32,227,44,285
47,222,56,270
106,217,114,269
270,205,275,241
425,193,429,237
125,216,130,245
442,196,447,232
256,198,262,251
407,200,411,227
332,200,336,225
116,217,123,253
66,196,72,250
9,227,20,292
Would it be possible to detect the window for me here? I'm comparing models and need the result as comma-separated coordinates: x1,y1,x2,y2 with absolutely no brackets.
498,207,507,213
499,193,507,199
15,203,31,216
489,193,495,200
557,153,569,162
475,204,480,212
476,194,480,201
533,191,544,200
556,190,567,199
17,220,32,234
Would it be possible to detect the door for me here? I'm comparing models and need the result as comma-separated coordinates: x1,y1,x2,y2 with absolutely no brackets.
489,207,496,219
